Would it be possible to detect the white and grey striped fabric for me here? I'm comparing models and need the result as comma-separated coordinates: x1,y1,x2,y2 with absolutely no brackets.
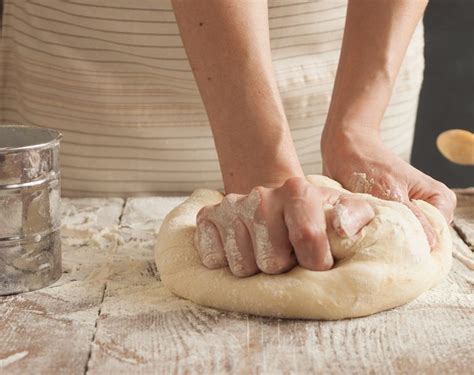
0,0,424,196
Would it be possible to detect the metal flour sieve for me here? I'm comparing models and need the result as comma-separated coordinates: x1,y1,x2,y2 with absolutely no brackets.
0,125,62,295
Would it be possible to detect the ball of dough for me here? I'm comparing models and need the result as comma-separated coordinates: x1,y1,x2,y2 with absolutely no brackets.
154,175,452,320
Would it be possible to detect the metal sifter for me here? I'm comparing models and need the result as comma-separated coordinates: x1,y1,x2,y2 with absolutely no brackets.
0,125,62,295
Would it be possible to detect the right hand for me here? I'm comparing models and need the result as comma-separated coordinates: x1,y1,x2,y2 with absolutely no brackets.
194,177,375,277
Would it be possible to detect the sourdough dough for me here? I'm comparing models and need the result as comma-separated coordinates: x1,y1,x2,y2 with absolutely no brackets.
154,175,452,320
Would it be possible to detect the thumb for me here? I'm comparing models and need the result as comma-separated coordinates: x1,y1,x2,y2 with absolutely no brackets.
404,200,437,249
328,195,375,238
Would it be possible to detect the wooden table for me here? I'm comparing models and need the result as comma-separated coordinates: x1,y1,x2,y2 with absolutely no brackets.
1,191,473,374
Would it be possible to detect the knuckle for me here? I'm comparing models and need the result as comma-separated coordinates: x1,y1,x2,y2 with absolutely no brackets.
430,182,457,211
298,245,333,271
196,206,212,222
251,185,266,196
231,264,258,278
195,222,220,253
290,226,325,247
296,241,331,270
202,252,226,269
257,255,290,275
282,177,305,196
248,186,266,207
247,186,267,218
215,195,243,222
434,181,455,199
447,189,457,206
315,254,334,271
222,193,239,207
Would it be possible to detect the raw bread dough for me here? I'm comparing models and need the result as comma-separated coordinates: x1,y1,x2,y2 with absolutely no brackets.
154,175,452,320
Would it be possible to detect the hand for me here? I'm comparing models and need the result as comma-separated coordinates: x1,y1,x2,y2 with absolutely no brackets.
194,177,375,277
321,128,457,247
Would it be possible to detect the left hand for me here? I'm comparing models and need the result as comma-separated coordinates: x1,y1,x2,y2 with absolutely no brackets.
321,129,457,247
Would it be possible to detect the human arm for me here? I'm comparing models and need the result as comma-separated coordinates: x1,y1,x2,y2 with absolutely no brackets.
321,0,456,245
172,0,302,194
172,1,375,276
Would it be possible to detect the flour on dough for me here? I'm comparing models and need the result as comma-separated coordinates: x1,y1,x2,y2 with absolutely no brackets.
154,175,452,320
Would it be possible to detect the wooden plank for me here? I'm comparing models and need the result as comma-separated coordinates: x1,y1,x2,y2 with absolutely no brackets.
86,197,474,374
453,188,474,250
58,197,125,286
0,198,124,375
452,227,474,271
85,197,186,374
119,196,186,246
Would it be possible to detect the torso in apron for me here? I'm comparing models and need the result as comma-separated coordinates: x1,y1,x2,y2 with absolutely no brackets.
0,0,424,196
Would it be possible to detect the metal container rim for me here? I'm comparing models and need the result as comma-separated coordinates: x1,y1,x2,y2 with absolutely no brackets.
0,125,62,154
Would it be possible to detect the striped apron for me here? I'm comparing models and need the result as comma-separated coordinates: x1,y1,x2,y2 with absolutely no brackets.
0,0,424,196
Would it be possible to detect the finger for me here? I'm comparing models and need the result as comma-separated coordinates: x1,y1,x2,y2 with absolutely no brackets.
222,219,259,277
245,187,296,275
404,200,437,249
284,192,333,271
194,219,227,269
426,189,457,224
216,193,259,276
329,195,375,238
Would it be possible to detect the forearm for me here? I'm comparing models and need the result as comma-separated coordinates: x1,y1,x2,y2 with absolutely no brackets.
323,0,428,146
172,0,302,194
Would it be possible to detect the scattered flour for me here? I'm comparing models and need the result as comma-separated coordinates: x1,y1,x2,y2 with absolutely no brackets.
0,351,29,368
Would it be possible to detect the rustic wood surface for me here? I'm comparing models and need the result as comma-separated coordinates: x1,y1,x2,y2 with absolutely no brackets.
0,192,473,374
453,188,474,250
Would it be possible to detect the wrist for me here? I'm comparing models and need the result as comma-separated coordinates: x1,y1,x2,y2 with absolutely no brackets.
321,124,379,156
222,157,303,194
321,123,385,177
323,69,391,155
218,119,304,193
